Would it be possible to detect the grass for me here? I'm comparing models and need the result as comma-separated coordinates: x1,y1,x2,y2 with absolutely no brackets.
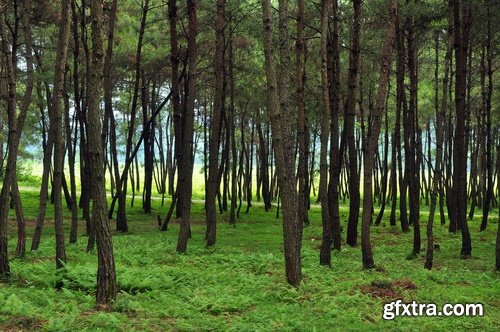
0,182,499,331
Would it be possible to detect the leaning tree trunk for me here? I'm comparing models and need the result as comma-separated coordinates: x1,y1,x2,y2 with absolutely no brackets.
88,0,118,305
0,0,34,275
13,0,35,257
360,0,397,269
115,0,149,232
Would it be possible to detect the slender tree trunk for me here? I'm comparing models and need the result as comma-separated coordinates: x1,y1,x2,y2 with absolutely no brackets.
176,0,197,253
406,7,420,254
88,0,118,305
13,0,34,257
65,81,79,244
452,0,472,257
495,142,500,271
425,30,444,270
319,0,332,266
375,110,389,226
50,0,72,270
262,0,302,285
327,0,342,251
206,0,225,245
345,0,361,247
0,9,16,275
104,0,120,226
480,1,493,231
395,15,409,233
361,0,397,269
229,34,237,226
296,0,309,228
116,0,149,232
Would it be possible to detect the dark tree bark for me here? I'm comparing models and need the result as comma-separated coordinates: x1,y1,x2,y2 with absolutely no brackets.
395,15,409,233
262,0,302,286
327,0,342,251
496,142,500,271
88,0,118,305
480,1,493,232
257,121,271,210
319,0,332,266
104,0,121,230
228,33,237,226
51,0,72,270
345,0,361,247
116,0,149,232
296,0,309,228
451,0,472,257
176,0,197,253
141,70,154,214
0,9,17,276
361,0,397,269
13,0,35,257
65,79,79,244
206,0,225,245
440,1,454,227
406,5,420,254
425,30,444,270
374,110,389,226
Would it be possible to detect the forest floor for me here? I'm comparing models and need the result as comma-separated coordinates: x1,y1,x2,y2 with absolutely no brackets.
0,188,499,331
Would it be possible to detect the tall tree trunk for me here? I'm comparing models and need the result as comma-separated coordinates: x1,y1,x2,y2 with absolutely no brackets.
262,0,302,286
345,0,361,247
425,30,444,270
480,0,493,231
104,0,121,228
176,0,197,253
50,0,72,270
327,0,342,251
0,8,17,275
88,0,118,305
13,0,35,257
406,6,420,254
296,0,309,227
319,0,332,266
206,0,225,245
116,0,149,232
452,0,472,257
361,0,397,269
395,16,409,233
229,33,237,226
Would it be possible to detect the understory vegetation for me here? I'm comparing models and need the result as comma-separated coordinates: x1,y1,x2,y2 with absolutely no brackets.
1,189,498,331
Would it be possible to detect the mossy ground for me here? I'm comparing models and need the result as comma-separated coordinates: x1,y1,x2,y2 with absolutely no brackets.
0,187,499,331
